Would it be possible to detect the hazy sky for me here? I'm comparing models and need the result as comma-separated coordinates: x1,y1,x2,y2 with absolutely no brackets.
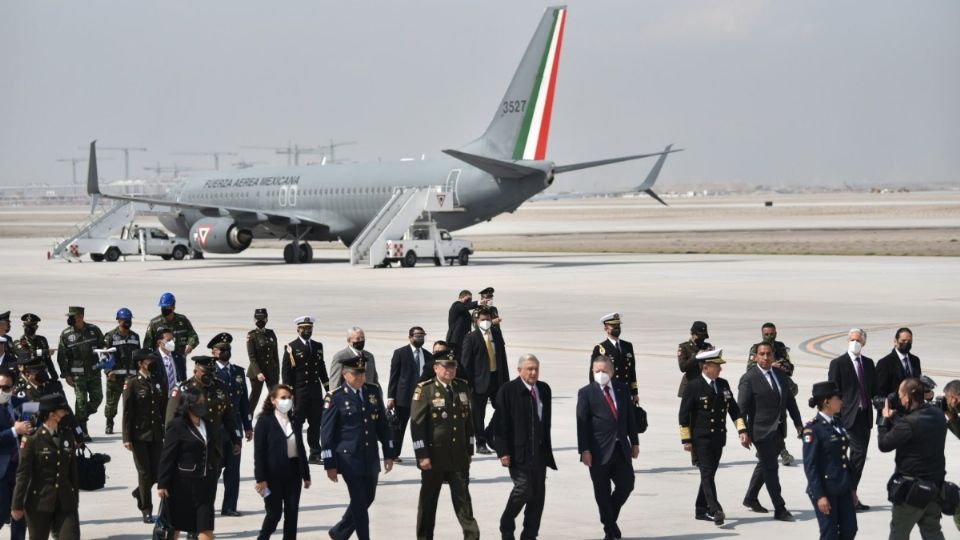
2,1,958,192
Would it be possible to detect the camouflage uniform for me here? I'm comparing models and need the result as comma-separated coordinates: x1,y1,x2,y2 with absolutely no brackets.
102,326,141,430
143,312,199,355
57,319,105,428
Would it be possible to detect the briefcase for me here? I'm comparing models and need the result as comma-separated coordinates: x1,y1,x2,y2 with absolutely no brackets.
153,499,173,540
635,404,648,434
387,408,403,447
76,446,110,491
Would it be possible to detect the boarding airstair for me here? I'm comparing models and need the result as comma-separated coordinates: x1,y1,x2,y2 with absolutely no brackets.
51,200,169,259
349,186,457,267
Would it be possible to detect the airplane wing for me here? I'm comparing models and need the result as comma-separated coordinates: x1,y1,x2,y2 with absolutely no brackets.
553,144,679,206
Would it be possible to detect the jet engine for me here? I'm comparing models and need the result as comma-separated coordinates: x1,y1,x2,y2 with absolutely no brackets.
188,217,253,254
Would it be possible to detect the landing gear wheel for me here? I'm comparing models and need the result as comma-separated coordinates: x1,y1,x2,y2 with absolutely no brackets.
433,256,442,266
283,244,295,264
299,243,313,263
457,249,470,266
192,250,204,260
401,250,417,268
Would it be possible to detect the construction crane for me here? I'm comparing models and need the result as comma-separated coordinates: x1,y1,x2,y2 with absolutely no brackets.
57,156,111,184
323,138,358,164
241,144,322,166
77,146,146,178
174,151,237,171
231,159,265,169
143,162,197,178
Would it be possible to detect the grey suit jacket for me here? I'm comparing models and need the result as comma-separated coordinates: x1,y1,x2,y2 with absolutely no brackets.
329,347,378,390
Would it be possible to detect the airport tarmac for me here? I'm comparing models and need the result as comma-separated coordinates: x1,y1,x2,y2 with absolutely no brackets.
1,237,959,539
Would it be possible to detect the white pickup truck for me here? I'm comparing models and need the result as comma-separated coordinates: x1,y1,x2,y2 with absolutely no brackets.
383,222,473,267
71,226,191,262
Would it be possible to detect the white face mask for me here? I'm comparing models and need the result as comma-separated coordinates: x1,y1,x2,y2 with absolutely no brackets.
594,372,611,386
277,398,293,414
0,390,10,405
478,320,492,331
163,340,176,352
848,340,863,356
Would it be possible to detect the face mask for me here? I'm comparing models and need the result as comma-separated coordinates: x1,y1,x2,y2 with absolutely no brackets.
219,350,232,362
119,320,132,329
897,342,912,354
189,403,208,418
161,308,174,318
411,337,425,348
162,340,176,352
199,373,213,386
24,325,37,337
352,340,365,351
848,340,863,356
277,398,294,414
299,329,312,340
478,320,492,332
255,320,267,329
67,316,76,327
594,372,611,386
0,391,11,405
763,334,776,343
609,327,621,338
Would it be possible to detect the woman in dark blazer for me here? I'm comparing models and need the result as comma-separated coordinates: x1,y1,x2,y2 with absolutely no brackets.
157,387,217,540
254,384,311,540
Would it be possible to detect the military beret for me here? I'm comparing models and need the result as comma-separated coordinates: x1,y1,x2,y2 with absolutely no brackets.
21,313,40,324
696,348,724,364
254,308,268,320
39,393,70,414
690,321,709,338
810,381,841,405
206,332,233,350
435,353,458,367
294,316,315,327
601,312,622,325
342,355,366,373
191,355,215,368
479,287,495,297
133,349,154,363
66,306,85,316
0,311,10,322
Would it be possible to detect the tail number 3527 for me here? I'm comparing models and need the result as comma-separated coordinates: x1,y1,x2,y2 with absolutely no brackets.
501,100,527,115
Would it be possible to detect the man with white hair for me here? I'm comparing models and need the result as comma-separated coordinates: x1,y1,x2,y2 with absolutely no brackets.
827,327,876,512
330,327,378,390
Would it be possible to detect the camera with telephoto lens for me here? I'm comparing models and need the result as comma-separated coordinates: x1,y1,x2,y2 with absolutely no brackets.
871,393,900,412
930,395,949,412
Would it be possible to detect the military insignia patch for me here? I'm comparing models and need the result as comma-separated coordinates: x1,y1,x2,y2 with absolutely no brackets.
802,428,815,444
413,387,422,401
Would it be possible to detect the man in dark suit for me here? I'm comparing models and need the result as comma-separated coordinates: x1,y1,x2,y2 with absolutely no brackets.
149,326,187,400
827,327,876,511
446,290,478,355
495,354,556,540
0,368,28,540
387,326,433,461
281,316,330,464
577,355,639,540
590,313,638,403
875,327,921,402
460,308,508,454
738,341,803,521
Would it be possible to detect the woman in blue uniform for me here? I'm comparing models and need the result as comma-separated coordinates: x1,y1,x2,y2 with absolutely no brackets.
802,381,857,540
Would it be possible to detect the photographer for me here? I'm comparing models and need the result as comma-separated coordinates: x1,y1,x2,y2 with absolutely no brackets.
942,380,960,440
878,377,948,539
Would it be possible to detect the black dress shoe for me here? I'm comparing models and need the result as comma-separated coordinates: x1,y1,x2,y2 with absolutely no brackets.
476,443,493,455
105,423,113,435
854,502,870,512
695,512,712,521
773,509,795,522
142,514,154,524
713,510,725,526
221,510,242,517
743,499,769,513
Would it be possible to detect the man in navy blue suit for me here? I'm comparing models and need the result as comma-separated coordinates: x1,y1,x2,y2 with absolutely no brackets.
577,355,639,540
0,367,30,540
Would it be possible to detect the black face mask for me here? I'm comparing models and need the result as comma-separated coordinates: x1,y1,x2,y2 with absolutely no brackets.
352,340,365,351
24,325,37,337
411,337,425,348
255,320,267,329
119,320,131,329
189,403,208,418
161,308,174,318
199,373,213,386
219,350,232,362
898,342,912,354
609,327,622,338
299,330,312,340
66,316,76,327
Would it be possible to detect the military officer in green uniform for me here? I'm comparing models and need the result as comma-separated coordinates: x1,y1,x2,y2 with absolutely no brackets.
14,351,66,403
410,354,480,540
677,321,713,398
144,292,199,356
747,322,798,466
246,308,279,411
56,306,104,442
11,393,80,540
13,313,59,382
102,308,141,435
122,349,165,523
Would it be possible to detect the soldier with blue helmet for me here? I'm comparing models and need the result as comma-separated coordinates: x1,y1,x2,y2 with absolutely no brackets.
144,292,199,356
102,307,141,435
803,381,857,540
209,332,253,518
320,356,395,540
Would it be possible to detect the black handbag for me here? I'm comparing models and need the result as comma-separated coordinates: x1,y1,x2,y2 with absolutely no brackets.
76,446,109,491
905,478,939,509
887,475,911,505
387,408,403,447
634,404,648,434
941,481,960,515
153,499,173,540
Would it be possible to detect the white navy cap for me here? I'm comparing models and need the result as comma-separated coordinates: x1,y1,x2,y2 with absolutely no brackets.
600,312,621,325
696,348,725,364
294,316,315,327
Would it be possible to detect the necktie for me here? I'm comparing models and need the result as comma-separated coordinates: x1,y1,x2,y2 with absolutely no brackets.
902,358,912,378
445,384,454,407
530,386,541,420
767,370,781,397
710,379,718,395
854,357,869,409
165,356,177,390
603,385,618,419
5,404,17,464
414,349,422,376
484,332,497,371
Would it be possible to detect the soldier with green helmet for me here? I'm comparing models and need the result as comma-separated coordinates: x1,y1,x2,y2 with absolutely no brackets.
144,292,199,356
102,307,141,435
246,308,279,411
13,313,59,383
122,349,165,523
410,354,480,540
56,306,104,442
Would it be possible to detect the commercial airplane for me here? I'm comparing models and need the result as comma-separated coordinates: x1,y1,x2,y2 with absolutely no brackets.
86,6,680,263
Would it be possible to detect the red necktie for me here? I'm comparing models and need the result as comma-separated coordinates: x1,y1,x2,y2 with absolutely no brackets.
603,385,618,419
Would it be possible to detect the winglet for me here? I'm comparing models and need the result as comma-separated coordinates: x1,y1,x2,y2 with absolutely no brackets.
87,140,101,213
636,144,673,206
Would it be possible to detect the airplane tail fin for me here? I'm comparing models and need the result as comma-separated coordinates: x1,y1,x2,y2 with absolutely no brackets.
471,6,567,161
